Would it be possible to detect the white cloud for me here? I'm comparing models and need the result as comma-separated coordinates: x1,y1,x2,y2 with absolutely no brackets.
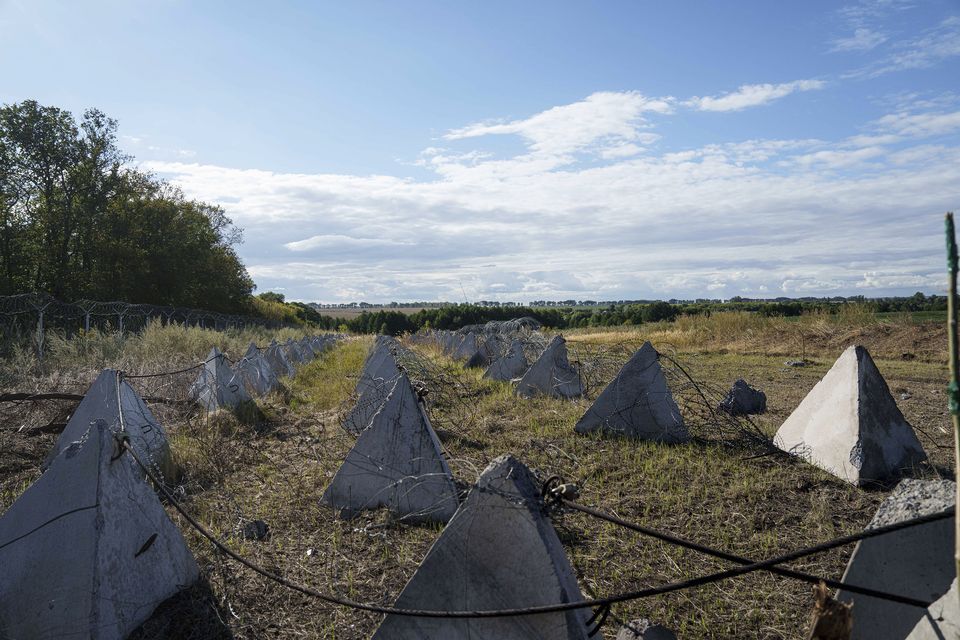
146,94,960,303
686,79,827,112
792,146,886,169
856,271,942,289
849,15,960,78
875,109,960,137
444,91,673,162
831,27,888,52
284,234,413,251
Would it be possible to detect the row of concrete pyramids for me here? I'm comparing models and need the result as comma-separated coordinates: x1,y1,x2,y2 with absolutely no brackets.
330,336,946,637
0,335,338,638
432,331,691,443
323,339,596,636
432,329,929,487
1,331,943,637
212,334,589,636
189,335,339,412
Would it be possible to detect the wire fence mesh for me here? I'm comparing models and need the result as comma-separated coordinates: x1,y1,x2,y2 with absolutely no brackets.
0,293,285,361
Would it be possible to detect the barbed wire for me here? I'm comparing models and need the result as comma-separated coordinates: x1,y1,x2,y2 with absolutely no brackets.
546,485,935,608
0,293,290,361
115,432,951,621
3,329,949,631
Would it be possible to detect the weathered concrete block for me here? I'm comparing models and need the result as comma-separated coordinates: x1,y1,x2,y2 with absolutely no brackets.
235,342,280,396
372,455,590,638
574,342,688,443
47,368,177,484
264,340,296,378
837,478,955,640
0,420,198,639
516,335,583,399
343,337,402,433
481,334,509,361
189,346,253,412
718,378,766,415
906,578,960,639
323,373,458,523
774,345,926,485
483,339,530,382
284,339,307,364
452,332,479,361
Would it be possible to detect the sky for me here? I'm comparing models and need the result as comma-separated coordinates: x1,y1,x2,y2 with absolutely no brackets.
2,0,959,303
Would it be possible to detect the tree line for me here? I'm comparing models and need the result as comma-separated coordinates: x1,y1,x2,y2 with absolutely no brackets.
0,100,253,313
323,295,947,335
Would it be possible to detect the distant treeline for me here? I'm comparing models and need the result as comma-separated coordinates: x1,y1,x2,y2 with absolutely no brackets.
0,101,254,313
319,293,946,335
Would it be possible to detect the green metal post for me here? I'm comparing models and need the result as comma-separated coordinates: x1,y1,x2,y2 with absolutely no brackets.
945,212,959,603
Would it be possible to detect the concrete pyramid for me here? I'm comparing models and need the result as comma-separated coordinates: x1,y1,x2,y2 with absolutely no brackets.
906,578,960,639
452,332,479,361
574,342,689,443
482,333,509,361
0,420,199,639
774,345,927,485
284,339,306,364
516,335,583,399
46,369,177,484
483,339,530,382
322,372,458,523
264,340,296,378
343,336,402,433
372,455,590,639
189,346,253,412
441,331,457,354
838,479,955,639
298,337,316,362
235,342,279,396
437,331,454,354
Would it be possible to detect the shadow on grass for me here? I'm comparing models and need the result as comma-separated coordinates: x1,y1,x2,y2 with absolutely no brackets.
130,577,234,640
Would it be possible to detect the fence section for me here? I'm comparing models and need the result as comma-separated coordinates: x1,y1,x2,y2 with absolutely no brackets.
0,293,282,359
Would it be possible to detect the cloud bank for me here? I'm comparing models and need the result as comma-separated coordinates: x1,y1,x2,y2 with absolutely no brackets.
147,89,960,303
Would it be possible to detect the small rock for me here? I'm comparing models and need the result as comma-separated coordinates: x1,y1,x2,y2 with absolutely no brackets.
718,378,767,416
306,548,316,557
901,352,917,361
241,519,270,541
785,360,807,367
616,618,677,640
900,392,912,401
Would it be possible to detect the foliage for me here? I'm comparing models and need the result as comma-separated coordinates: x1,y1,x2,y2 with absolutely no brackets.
319,294,949,335
0,100,254,312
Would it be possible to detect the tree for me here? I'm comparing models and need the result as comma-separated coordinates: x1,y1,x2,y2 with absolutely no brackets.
641,301,677,323
0,100,255,312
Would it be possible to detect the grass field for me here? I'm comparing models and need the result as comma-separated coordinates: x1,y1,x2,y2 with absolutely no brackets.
314,306,433,320
0,312,953,639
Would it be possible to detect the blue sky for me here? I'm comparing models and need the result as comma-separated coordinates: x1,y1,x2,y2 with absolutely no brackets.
2,0,959,302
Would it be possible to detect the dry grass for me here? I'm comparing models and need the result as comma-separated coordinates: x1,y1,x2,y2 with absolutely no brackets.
568,310,946,364
0,316,954,639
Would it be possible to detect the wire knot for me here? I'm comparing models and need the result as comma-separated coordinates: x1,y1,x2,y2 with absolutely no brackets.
541,476,580,507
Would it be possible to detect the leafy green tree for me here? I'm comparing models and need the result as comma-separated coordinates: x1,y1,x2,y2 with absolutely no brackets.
0,100,254,312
